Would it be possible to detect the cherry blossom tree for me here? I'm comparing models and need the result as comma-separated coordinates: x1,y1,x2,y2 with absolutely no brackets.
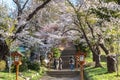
0,0,52,60
0,0,73,62
65,0,120,72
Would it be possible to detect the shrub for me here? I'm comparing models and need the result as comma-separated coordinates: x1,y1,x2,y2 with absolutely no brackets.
0,60,6,71
40,55,45,66
52,48,61,58
19,63,28,72
41,60,47,67
11,57,28,72
27,61,40,71
39,67,47,75
11,64,16,72
19,57,28,72
11,63,28,72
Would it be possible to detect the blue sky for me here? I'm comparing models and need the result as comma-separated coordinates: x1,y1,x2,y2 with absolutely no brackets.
0,0,15,9
0,0,79,12
70,0,78,4
0,0,15,16
1,0,78,8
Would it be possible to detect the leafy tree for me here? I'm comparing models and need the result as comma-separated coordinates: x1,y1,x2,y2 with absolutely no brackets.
90,1,120,72
0,4,11,60
66,0,102,67
0,0,52,60
66,0,120,72
103,0,120,4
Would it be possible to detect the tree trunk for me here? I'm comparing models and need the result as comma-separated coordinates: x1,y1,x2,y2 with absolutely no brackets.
0,35,9,60
107,55,116,73
92,44,102,67
99,43,116,73
0,35,10,71
93,52,102,67
93,53,101,67
74,10,102,68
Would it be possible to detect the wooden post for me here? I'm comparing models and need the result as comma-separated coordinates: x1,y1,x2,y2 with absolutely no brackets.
75,54,80,69
16,64,19,80
75,56,78,68
76,56,79,69
76,60,78,68
75,50,85,80
80,65,84,80
11,51,23,80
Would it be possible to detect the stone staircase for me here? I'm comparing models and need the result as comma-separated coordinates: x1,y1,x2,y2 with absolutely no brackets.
61,45,76,69
46,44,79,78
46,70,79,77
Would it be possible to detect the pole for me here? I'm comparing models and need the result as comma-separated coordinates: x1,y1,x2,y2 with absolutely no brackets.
80,65,84,80
16,64,19,80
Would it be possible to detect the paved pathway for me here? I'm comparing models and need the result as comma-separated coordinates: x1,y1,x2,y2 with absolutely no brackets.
39,69,80,80
39,75,80,80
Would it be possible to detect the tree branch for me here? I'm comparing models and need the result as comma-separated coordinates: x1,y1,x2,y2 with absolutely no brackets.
67,0,77,13
21,0,29,10
14,0,51,36
67,0,95,53
13,0,22,16
86,21,95,38
77,2,83,11
15,23,27,34
99,43,109,55
26,0,51,21
61,28,81,36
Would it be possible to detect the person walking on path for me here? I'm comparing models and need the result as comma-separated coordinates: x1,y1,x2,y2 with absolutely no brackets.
56,58,59,70
59,57,63,70
69,56,75,70
53,58,57,69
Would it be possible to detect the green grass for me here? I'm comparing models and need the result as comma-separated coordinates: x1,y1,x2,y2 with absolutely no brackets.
0,67,47,80
84,56,120,80
22,67,47,80
85,66,120,80
0,72,24,80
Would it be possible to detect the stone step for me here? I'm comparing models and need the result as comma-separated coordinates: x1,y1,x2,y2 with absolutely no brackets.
62,50,75,55
61,56,75,69
46,70,79,77
61,56,71,61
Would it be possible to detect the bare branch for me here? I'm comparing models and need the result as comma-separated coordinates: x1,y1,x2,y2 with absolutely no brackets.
13,0,18,4
15,23,27,34
14,0,51,36
67,0,77,13
86,21,95,38
61,28,81,36
13,0,22,16
70,4,94,53
99,43,109,55
74,19,79,27
26,0,51,21
77,2,83,11
21,0,29,10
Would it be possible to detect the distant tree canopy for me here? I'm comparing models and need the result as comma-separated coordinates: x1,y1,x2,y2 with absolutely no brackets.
104,0,120,4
